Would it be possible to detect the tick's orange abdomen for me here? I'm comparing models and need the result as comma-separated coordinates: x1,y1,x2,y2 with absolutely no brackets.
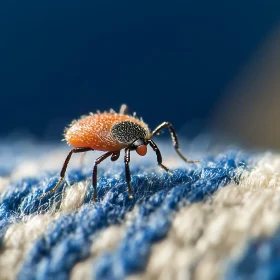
65,113,150,151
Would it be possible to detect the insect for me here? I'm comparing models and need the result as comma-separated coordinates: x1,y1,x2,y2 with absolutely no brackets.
40,104,197,201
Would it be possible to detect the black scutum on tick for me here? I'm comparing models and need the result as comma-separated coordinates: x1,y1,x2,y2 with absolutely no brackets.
111,121,147,144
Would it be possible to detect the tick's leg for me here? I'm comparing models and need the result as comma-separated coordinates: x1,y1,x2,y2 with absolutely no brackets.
124,148,133,198
92,152,113,202
148,139,170,172
111,151,120,161
40,147,93,199
151,122,198,163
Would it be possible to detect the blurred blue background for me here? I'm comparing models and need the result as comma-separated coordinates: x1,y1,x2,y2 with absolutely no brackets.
1,1,279,144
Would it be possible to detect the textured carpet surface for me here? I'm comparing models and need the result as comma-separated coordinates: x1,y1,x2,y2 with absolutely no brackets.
0,140,280,279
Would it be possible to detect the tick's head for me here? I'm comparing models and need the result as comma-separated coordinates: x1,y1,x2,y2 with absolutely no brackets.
111,121,149,156
130,139,148,156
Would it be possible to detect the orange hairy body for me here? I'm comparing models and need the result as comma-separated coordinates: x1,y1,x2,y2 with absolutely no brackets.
65,113,150,151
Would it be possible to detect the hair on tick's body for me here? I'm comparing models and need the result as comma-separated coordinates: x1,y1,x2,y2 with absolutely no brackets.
40,104,198,202
64,111,150,152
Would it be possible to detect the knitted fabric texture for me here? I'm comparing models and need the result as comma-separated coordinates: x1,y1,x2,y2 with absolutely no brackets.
0,140,279,279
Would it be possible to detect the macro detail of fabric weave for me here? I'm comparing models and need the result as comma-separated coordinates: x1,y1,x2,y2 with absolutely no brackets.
0,140,280,280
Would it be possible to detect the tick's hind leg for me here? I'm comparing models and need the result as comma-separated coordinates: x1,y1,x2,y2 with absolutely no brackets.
151,122,198,163
40,147,93,199
92,152,113,202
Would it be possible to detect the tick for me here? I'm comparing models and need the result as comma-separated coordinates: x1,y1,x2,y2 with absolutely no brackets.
40,104,197,201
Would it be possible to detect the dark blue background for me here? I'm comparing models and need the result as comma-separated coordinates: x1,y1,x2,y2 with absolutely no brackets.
1,1,279,140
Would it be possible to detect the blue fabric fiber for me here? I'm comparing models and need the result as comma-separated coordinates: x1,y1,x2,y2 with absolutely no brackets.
226,229,280,280
6,150,248,280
